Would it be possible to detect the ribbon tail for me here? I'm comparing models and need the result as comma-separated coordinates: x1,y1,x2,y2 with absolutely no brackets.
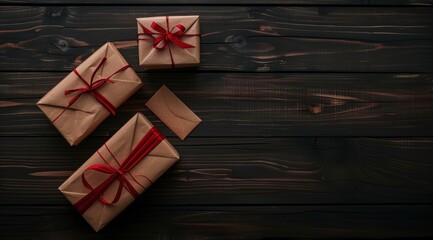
68,93,83,106
153,36,168,49
168,35,195,49
99,176,124,205
151,21,168,34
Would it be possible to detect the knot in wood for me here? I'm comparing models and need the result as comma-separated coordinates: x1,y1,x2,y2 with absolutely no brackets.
55,39,69,52
45,7,66,18
233,35,247,48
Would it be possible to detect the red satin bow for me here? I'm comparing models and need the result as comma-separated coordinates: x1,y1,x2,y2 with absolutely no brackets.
138,16,200,67
146,21,196,49
51,57,130,124
73,127,164,215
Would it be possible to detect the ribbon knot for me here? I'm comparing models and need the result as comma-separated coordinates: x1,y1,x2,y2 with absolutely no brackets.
51,57,131,124
73,127,164,214
64,77,115,107
148,21,195,50
115,169,125,177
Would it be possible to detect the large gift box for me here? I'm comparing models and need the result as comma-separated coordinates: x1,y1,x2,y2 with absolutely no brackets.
37,42,142,146
137,15,200,69
59,113,180,231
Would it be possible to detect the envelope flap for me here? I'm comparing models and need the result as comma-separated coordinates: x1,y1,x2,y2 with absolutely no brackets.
162,85,201,123
97,43,141,85
140,45,199,67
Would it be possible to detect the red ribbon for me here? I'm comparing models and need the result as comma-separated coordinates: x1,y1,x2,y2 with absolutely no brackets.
73,127,165,215
138,16,200,67
51,57,131,124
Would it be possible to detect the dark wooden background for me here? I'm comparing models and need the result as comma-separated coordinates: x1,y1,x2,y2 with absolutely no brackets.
1,0,433,239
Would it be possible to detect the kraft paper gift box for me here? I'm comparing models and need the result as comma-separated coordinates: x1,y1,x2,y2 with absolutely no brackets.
59,113,180,231
37,42,142,146
137,15,200,69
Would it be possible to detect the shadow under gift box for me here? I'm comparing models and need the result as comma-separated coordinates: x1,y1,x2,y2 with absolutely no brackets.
59,113,180,231
37,42,143,146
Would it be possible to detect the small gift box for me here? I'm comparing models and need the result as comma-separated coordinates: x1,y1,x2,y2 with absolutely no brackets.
59,113,180,231
37,42,143,146
137,15,200,69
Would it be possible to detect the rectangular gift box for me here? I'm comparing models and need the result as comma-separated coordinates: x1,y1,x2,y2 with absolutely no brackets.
37,42,142,146
59,113,180,231
137,15,200,69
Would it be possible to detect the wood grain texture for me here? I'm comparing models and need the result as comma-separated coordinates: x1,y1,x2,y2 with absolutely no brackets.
1,137,433,205
1,0,432,5
1,2,433,239
1,72,432,137
2,205,433,239
0,6,432,72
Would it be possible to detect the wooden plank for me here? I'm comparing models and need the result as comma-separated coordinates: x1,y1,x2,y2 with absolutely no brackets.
1,6,432,72
2,72,433,100
1,205,433,239
1,0,432,5
1,72,432,137
1,137,433,205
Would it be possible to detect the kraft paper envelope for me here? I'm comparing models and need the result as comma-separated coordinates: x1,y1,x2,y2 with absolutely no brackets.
146,85,201,140
137,15,200,69
37,42,142,146
59,113,180,232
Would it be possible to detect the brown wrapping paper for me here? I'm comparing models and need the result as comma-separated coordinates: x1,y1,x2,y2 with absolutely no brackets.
146,85,201,140
37,42,142,146
59,113,180,232
137,15,200,69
